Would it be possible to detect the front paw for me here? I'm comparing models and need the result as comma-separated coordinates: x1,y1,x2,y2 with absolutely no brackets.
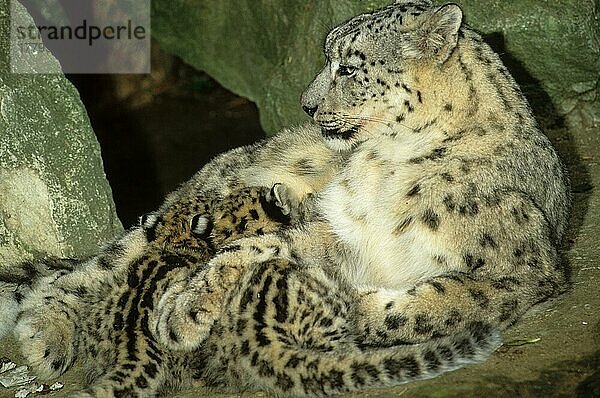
153,238,284,351
268,182,318,224
15,309,76,379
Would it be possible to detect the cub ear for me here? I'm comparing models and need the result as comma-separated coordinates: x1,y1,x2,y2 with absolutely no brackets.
139,213,158,229
405,3,463,62
190,214,212,238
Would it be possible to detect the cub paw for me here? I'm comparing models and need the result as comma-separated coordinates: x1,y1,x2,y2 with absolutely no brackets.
154,237,285,351
15,309,76,379
153,273,217,351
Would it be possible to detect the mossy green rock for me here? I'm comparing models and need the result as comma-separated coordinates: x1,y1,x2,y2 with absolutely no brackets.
458,0,600,127
152,0,599,135
0,0,122,266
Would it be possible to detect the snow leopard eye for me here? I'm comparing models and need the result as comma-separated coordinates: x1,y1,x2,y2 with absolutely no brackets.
190,214,212,238
337,65,357,77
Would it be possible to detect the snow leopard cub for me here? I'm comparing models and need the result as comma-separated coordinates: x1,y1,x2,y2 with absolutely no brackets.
11,185,291,397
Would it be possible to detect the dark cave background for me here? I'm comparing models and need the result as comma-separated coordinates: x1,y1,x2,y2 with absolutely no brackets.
67,42,266,227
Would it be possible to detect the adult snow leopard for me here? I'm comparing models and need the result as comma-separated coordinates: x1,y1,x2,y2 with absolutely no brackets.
160,0,569,356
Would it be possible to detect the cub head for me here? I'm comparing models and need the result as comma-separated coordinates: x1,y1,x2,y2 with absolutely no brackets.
301,1,463,151
139,186,289,252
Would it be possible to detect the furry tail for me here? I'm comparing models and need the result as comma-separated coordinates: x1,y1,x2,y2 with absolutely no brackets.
0,258,77,338
233,321,501,397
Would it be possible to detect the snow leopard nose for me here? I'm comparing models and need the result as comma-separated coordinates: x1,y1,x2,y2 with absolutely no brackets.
302,105,318,117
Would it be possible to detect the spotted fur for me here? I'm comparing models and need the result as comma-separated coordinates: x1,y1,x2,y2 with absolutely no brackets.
4,123,339,381
8,182,500,398
189,253,501,397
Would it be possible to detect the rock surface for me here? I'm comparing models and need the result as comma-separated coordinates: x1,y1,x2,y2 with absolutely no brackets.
0,0,122,267
151,0,600,135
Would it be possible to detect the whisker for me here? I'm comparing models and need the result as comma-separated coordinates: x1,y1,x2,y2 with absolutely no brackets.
340,115,397,137
343,114,397,124
339,113,417,134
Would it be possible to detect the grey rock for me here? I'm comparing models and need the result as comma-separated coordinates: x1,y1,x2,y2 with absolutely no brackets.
0,0,122,267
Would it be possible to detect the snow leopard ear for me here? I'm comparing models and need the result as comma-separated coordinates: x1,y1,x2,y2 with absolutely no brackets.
139,213,159,229
404,3,463,62
190,214,212,238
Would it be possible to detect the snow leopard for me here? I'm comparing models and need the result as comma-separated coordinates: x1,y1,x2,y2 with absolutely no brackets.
160,0,569,370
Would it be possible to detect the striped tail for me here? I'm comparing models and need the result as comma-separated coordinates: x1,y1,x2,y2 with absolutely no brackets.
0,258,76,338
227,321,501,397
